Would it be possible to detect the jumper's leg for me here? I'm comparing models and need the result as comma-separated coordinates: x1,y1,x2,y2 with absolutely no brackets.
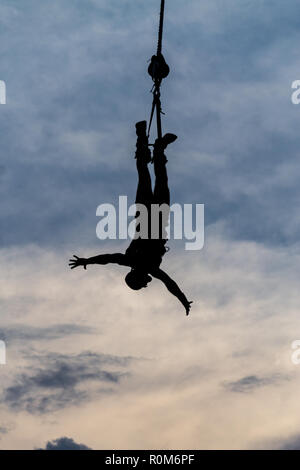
134,121,153,239
152,133,177,238
153,133,177,205
135,121,153,207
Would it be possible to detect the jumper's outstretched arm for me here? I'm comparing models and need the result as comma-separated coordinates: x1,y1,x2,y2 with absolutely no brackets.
69,253,129,270
151,268,193,315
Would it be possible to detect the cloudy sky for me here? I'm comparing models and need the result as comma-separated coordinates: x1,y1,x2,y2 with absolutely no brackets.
1,0,300,450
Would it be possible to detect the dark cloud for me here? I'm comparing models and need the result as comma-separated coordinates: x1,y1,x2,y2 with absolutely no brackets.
258,433,300,450
277,434,300,450
1,0,300,250
0,324,94,342
38,436,91,450
224,374,285,393
3,351,133,414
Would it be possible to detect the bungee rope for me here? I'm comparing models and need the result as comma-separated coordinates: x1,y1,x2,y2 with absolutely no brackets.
147,0,170,140
157,0,165,55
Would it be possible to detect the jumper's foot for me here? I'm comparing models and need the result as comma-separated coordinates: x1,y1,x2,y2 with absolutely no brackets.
155,133,177,151
135,121,147,137
161,133,177,148
152,133,177,163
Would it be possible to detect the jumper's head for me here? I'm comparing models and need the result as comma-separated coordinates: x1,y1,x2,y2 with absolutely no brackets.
125,269,152,290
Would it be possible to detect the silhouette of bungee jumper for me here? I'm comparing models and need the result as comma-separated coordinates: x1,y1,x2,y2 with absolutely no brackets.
69,121,192,315
69,0,193,315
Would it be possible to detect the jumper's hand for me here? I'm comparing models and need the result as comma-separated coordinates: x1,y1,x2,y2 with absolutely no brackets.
69,255,87,270
185,301,193,316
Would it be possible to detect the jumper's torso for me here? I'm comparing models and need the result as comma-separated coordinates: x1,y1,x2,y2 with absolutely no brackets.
125,238,168,272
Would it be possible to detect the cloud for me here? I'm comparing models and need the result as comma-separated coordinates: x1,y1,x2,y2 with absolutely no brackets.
1,0,300,249
2,0,300,452
278,435,300,450
1,238,300,449
38,436,91,450
223,374,286,393
255,432,300,450
0,324,94,343
3,351,133,414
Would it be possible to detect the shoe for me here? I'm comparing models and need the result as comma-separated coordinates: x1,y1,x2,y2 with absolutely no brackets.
154,133,177,151
161,133,177,147
135,121,147,137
